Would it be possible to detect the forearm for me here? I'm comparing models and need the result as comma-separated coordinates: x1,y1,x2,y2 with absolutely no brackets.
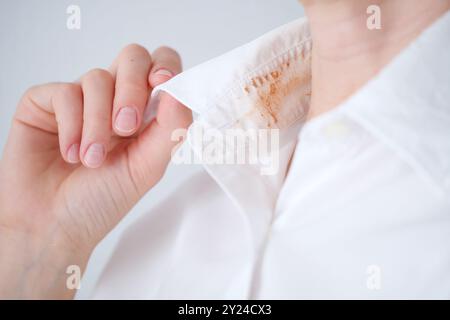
0,227,89,299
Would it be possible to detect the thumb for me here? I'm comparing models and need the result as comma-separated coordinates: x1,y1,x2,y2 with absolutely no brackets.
125,91,192,195
119,46,192,196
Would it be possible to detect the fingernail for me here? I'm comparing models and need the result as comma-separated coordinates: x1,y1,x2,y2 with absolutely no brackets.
67,143,80,163
115,106,138,133
154,69,173,79
84,143,105,168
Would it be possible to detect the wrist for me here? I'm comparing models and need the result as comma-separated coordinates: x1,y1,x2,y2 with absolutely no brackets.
0,226,90,299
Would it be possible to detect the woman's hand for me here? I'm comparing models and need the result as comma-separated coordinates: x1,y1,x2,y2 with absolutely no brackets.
0,44,192,299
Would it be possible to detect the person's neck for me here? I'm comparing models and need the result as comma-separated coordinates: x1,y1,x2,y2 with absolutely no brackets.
303,0,450,120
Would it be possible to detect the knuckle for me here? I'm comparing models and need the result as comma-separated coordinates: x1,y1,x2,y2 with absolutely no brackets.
118,81,149,98
116,73,148,92
121,43,150,60
57,83,82,101
17,88,36,112
152,46,182,72
22,84,40,100
19,84,48,109
83,68,113,84
155,45,180,58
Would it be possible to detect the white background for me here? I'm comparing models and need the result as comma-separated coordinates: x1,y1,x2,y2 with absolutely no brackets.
0,0,304,299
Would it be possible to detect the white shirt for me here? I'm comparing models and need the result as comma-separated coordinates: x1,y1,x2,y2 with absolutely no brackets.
93,12,450,299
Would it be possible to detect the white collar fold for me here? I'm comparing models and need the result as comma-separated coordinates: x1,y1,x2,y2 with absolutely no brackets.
148,10,450,249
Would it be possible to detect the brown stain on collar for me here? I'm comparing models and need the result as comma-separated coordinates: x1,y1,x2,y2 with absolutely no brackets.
243,51,311,128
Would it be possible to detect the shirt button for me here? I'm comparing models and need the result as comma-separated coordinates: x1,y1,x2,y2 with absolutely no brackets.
321,120,351,139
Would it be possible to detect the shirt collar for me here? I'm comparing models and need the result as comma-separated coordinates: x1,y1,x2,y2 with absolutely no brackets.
338,9,450,193
152,10,450,194
151,17,312,139
148,11,450,246
150,17,313,248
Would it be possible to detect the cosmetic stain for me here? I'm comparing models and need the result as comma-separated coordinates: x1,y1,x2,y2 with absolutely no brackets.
242,50,311,129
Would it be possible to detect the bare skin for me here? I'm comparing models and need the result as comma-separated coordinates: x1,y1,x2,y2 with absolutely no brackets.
303,0,450,120
0,45,192,299
0,1,449,299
